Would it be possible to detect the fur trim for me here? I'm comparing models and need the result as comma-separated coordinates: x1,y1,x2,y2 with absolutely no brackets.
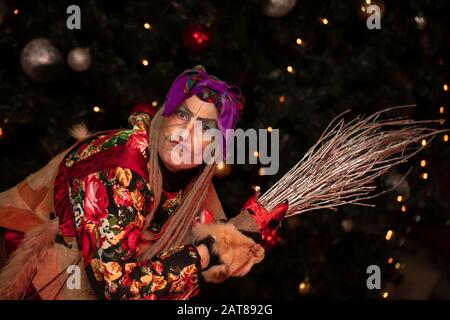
0,219,59,299
69,123,90,141
192,222,265,283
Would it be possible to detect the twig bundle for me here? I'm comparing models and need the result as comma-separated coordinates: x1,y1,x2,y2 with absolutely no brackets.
258,105,448,218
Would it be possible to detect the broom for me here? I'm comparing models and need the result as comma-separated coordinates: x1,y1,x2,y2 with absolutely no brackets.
257,105,448,217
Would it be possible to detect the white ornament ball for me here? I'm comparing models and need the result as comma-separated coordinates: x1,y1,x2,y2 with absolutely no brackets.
20,38,63,82
67,47,91,72
264,0,297,18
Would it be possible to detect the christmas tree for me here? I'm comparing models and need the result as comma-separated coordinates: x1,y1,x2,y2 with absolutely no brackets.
0,0,449,299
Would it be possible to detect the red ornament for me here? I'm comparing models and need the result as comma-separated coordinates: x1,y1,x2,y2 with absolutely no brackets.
183,23,213,52
130,103,157,118
260,228,282,251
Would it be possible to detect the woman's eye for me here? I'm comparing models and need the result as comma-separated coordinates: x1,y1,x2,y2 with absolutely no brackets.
177,111,188,121
202,124,210,131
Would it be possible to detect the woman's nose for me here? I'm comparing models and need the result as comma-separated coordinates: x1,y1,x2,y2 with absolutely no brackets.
176,119,195,142
185,118,195,132
187,119,203,144
177,125,190,142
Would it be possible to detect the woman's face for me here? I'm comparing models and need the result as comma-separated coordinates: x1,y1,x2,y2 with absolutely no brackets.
158,95,219,171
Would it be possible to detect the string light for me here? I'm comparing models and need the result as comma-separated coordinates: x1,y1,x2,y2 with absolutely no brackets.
279,95,286,103
93,106,101,112
0,127,3,137
298,278,311,295
258,168,265,176
420,160,427,167
267,126,273,133
144,23,152,30
151,100,158,107
444,84,449,91
216,162,225,170
296,38,303,46
382,291,389,299
287,66,295,74
253,151,259,157
439,106,445,114
360,0,373,13
421,139,427,146
420,172,428,180
141,59,149,66
394,262,401,270
13,9,19,15
321,18,329,25
396,195,403,202
254,185,261,193
443,134,449,142
360,0,385,19
214,162,231,179
387,257,394,264
401,205,407,213
385,230,394,241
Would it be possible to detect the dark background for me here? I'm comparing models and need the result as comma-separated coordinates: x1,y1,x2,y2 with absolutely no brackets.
0,0,449,299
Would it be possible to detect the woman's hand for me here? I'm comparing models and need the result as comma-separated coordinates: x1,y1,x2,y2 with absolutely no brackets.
193,222,265,283
229,195,289,250
241,195,288,235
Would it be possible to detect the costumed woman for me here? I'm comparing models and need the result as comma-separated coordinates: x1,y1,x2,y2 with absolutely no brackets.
0,65,288,300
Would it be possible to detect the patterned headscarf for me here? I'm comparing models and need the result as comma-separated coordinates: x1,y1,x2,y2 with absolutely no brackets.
162,65,245,158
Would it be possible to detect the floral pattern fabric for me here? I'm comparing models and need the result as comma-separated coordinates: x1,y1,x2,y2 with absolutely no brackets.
64,116,202,300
